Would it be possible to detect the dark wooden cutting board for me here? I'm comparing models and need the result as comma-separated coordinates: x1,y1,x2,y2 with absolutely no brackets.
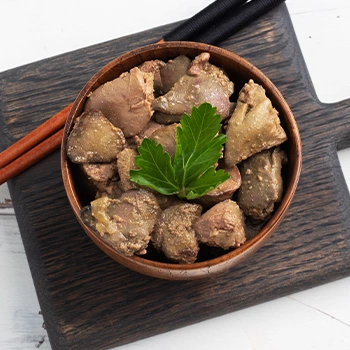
1,4,350,350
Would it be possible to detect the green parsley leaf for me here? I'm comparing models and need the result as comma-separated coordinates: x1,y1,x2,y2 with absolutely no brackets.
130,103,230,199
130,138,178,195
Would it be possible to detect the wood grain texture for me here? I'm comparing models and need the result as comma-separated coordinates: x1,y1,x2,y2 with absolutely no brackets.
0,4,350,349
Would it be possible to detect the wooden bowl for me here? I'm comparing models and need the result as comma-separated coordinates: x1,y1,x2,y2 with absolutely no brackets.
61,42,302,280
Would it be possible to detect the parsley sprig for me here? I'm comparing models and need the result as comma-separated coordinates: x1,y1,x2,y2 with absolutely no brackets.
130,103,229,200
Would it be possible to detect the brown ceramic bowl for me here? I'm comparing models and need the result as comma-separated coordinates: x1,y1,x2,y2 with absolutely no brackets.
61,42,302,280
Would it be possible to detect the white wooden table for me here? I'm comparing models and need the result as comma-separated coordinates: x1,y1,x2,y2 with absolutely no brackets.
1,1,350,349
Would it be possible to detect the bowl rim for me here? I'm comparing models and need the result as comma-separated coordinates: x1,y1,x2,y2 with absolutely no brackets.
61,41,302,278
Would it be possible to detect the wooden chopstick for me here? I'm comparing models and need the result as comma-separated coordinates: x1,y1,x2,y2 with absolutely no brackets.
0,0,285,186
0,128,64,185
163,0,247,42
192,0,286,45
0,103,72,169
0,104,72,185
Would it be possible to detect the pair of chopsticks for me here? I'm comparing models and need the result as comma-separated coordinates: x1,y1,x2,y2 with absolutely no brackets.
0,0,285,186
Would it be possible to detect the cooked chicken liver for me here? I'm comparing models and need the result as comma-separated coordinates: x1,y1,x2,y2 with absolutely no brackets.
152,203,202,264
159,55,191,94
194,199,246,250
80,162,119,195
95,181,122,200
116,148,139,192
125,121,164,150
84,67,154,137
81,162,117,184
67,110,126,163
152,53,234,123
139,121,164,139
237,147,286,222
225,79,287,167
149,123,178,158
139,59,165,96
91,189,160,256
